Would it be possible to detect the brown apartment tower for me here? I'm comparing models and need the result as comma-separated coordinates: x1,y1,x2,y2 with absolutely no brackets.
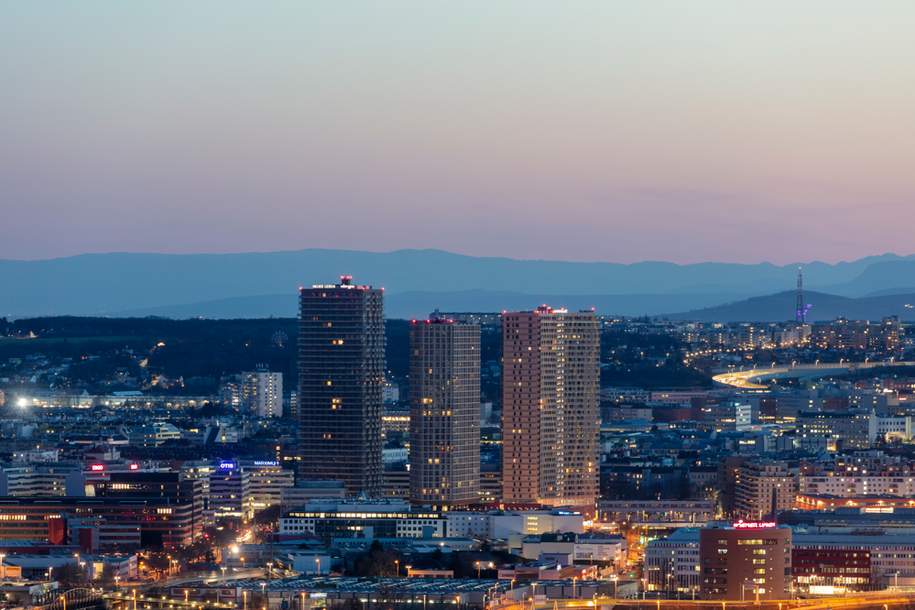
408,315,481,507
501,306,600,514
298,275,384,497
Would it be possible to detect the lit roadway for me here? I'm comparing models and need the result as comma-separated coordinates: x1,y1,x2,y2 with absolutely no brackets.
102,585,915,610
497,591,915,610
156,568,266,588
712,361,915,390
105,591,234,610
104,569,265,610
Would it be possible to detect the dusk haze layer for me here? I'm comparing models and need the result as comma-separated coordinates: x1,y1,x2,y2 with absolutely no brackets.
3,2,915,263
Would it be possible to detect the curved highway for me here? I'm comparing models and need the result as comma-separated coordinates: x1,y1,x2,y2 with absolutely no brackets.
712,361,915,390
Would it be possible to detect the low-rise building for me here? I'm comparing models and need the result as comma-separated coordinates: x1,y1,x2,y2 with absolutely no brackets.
446,509,585,539
600,500,715,526
699,523,792,601
280,481,347,507
279,499,445,543
0,496,194,550
520,532,626,566
734,461,797,520
793,532,915,586
645,528,700,593
209,459,294,520
0,464,83,497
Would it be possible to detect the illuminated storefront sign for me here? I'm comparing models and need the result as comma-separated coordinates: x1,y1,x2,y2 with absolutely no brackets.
732,520,776,529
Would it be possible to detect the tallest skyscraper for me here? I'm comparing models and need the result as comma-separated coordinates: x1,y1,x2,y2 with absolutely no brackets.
298,275,384,497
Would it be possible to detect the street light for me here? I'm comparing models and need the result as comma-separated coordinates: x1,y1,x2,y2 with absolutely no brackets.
740,580,758,603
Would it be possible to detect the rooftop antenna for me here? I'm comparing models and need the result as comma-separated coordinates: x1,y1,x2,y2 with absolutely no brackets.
795,266,812,323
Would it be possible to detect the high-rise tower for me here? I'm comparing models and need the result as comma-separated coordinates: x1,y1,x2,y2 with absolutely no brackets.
501,306,600,514
795,267,811,323
408,314,481,507
298,275,384,496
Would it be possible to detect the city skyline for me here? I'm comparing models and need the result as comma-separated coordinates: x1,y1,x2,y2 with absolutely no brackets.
3,2,915,263
2,277,915,604
3,3,915,607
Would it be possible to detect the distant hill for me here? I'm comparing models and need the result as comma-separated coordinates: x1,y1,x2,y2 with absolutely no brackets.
113,290,746,320
824,260,915,295
1,248,913,318
667,290,915,322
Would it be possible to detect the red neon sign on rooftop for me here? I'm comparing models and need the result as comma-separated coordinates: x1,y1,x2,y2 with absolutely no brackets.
731,520,776,529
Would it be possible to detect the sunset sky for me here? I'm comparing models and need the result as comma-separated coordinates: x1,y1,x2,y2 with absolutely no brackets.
2,2,914,263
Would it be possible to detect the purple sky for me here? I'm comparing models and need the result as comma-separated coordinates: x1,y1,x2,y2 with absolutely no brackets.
2,2,914,264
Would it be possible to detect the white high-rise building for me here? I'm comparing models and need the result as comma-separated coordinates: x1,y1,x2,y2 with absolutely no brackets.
242,368,283,417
